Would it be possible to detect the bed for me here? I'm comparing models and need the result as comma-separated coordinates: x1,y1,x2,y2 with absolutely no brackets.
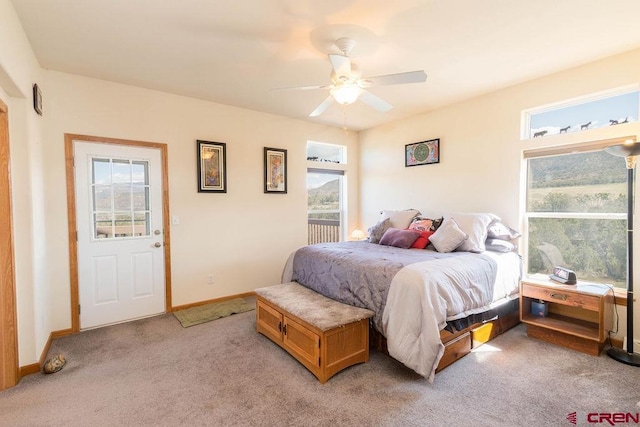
281,234,522,382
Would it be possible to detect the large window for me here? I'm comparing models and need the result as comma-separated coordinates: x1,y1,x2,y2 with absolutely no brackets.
525,147,627,288
306,141,346,245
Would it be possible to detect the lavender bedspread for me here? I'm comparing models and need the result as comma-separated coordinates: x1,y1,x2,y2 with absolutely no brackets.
281,241,521,382
285,241,492,332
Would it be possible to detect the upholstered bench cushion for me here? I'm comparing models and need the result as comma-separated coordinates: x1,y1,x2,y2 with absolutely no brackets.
254,282,373,332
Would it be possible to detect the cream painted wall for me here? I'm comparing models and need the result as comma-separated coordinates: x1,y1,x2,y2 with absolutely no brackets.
3,0,639,369
0,0,48,366
2,0,359,366
43,71,359,325
359,48,640,343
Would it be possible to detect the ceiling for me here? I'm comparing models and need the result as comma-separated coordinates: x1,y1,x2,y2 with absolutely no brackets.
11,0,640,131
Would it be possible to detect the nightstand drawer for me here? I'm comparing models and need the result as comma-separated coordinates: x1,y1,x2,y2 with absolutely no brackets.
521,283,599,311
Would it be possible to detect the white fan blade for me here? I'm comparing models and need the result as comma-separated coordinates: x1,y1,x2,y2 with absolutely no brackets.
309,96,334,117
359,90,393,113
328,54,351,77
272,84,331,91
364,70,427,87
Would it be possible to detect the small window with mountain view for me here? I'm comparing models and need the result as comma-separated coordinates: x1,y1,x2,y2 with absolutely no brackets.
306,141,346,164
525,89,639,139
306,141,346,244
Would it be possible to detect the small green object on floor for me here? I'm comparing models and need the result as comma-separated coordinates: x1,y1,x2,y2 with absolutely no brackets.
173,298,254,328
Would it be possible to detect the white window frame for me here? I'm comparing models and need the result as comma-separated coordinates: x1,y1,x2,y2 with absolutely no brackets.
521,136,636,284
521,84,640,140
306,141,349,243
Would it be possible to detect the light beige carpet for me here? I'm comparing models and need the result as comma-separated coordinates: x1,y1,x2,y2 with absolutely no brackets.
3,314,640,426
173,298,254,327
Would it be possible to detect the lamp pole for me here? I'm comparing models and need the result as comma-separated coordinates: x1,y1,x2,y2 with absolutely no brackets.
605,142,640,366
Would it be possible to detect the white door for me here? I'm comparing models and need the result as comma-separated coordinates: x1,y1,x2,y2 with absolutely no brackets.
74,141,165,329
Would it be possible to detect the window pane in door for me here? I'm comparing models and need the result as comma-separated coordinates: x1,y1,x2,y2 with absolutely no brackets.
93,185,111,211
94,213,113,239
113,212,133,237
92,158,111,184
132,161,149,185
113,183,132,211
112,160,131,183
134,212,150,236
90,158,151,240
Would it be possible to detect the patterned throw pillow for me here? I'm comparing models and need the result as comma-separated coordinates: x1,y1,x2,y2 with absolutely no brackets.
409,217,443,232
409,219,432,232
367,218,392,244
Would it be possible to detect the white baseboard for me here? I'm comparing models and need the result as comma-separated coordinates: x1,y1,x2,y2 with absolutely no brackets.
622,337,640,354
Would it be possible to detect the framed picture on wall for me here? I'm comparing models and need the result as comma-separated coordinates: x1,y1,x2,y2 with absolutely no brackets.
264,147,287,194
197,140,227,193
405,138,439,167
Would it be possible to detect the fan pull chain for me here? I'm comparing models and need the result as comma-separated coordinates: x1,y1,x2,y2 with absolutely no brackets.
342,104,349,133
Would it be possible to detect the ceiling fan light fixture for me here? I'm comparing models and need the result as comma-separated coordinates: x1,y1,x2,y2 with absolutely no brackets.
330,84,362,105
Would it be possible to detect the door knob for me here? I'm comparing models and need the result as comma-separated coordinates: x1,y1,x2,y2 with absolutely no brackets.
154,242,162,248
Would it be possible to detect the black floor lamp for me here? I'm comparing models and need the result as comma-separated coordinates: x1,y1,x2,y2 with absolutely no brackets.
605,141,640,366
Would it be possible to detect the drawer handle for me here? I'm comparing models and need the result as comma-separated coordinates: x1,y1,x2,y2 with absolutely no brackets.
550,293,567,301
283,324,287,335
278,321,282,332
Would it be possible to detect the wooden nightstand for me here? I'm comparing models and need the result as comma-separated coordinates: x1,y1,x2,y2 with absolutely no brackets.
520,276,614,356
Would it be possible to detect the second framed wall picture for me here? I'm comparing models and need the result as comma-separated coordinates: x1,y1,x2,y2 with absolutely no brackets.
405,138,440,167
197,140,227,193
264,147,287,194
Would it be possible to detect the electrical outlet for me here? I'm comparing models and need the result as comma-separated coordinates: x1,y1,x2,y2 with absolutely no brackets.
207,274,215,285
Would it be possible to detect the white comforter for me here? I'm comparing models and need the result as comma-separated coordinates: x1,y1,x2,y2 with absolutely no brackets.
382,251,521,382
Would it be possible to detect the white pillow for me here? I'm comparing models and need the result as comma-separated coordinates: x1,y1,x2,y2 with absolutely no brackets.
379,209,420,229
485,238,517,253
487,221,521,240
430,218,468,253
449,213,499,253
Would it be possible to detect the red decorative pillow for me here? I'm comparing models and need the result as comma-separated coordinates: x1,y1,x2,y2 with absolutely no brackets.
411,230,435,249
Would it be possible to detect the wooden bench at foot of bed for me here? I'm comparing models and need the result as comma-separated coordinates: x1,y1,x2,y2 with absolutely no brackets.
369,297,521,373
255,282,374,383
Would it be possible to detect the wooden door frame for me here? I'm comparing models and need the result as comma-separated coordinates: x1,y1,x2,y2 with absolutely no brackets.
0,98,19,390
64,134,173,332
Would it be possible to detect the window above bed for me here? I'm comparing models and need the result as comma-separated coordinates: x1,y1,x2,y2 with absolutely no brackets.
522,86,639,140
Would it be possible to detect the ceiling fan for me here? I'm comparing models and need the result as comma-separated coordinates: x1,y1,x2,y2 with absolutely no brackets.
276,38,428,117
